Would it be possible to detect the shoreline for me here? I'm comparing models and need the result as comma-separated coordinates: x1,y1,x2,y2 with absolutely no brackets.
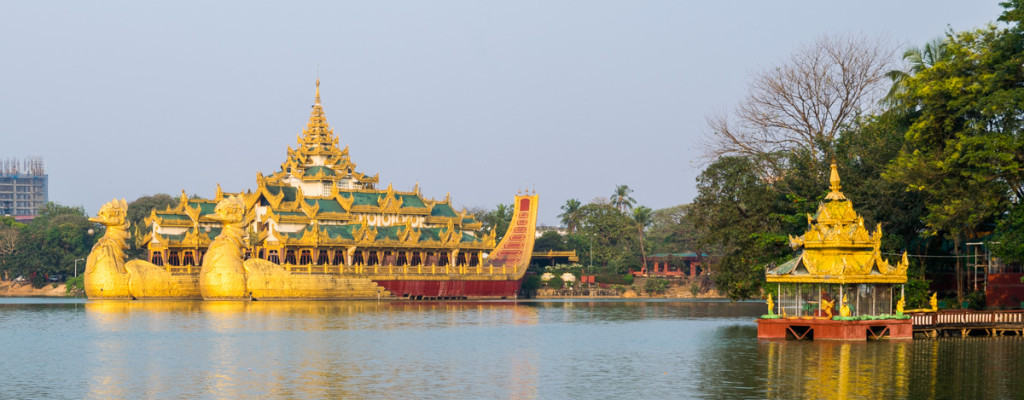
0,281,72,297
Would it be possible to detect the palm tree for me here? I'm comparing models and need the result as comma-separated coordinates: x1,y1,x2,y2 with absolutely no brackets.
486,203,513,240
610,185,636,213
883,37,948,109
632,206,654,274
558,198,583,234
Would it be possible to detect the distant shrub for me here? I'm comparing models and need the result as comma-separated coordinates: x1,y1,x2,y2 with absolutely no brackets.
594,274,633,285
644,278,668,295
65,275,84,295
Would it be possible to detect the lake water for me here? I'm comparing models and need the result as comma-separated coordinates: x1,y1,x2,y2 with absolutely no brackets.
1,298,1022,399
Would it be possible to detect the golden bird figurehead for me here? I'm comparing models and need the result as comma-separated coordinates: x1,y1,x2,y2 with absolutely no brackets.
209,195,248,227
89,198,129,228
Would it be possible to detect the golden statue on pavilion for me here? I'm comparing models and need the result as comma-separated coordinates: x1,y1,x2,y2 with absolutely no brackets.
84,80,537,301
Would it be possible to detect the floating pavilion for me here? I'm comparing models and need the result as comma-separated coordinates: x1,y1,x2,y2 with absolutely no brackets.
757,161,911,340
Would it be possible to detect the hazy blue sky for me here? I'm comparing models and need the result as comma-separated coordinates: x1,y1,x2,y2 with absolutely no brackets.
0,1,1006,224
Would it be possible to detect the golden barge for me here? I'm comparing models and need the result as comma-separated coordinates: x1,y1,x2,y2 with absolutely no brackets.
84,81,536,301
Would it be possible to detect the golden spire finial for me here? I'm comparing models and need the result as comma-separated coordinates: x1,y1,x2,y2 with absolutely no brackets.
825,159,847,201
829,159,841,192
315,78,321,105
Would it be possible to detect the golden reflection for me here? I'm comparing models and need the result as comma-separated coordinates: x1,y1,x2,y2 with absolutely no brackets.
82,300,538,398
765,340,913,399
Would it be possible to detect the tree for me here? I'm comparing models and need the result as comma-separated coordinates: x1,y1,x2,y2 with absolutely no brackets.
632,206,654,273
0,225,19,280
705,34,896,174
567,202,641,275
4,203,98,287
883,36,948,110
688,155,813,300
645,204,693,254
477,203,513,241
558,198,583,234
886,3,1024,301
534,231,567,252
125,194,177,259
610,185,636,213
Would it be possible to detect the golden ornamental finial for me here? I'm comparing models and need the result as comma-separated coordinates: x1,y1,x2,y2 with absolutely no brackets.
315,78,321,105
825,159,847,201
829,159,841,192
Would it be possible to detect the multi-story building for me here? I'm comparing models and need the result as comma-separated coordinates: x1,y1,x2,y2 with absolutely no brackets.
0,156,48,219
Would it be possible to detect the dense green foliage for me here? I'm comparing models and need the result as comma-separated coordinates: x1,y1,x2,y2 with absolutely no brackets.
533,231,568,252
476,203,513,241
687,1,1024,302
65,275,85,295
519,274,541,297
0,203,99,288
643,278,668,295
126,194,177,259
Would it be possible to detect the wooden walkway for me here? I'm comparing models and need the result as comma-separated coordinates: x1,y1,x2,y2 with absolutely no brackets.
910,310,1024,338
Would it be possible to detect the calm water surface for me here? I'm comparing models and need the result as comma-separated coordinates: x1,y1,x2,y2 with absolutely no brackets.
1,298,1022,399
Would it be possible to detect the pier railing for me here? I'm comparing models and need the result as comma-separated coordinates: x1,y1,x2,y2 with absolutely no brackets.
910,310,1024,327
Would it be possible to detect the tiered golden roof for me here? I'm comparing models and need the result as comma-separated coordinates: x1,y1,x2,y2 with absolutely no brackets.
141,81,493,264
766,161,908,284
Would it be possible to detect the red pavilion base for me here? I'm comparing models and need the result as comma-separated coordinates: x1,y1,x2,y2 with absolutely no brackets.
757,318,912,341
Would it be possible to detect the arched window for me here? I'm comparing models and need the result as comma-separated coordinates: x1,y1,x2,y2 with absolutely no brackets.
367,251,379,266
168,251,180,266
299,250,312,265
332,250,345,266
151,252,164,266
284,250,296,264
410,252,421,267
468,252,479,267
317,250,330,265
456,252,467,266
268,250,280,264
353,251,364,265
439,252,449,267
397,252,407,266
182,251,195,266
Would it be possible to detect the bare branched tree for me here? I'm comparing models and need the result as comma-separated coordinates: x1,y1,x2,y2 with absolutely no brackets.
0,226,18,280
704,34,896,170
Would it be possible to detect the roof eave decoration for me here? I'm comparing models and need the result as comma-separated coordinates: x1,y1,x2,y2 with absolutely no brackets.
398,220,421,244
353,221,377,245
378,184,404,213
300,198,320,218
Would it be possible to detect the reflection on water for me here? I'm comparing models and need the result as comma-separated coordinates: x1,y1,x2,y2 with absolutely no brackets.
1,299,1023,398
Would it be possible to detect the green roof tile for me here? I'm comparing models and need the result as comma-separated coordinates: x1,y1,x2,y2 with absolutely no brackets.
305,166,336,176
188,201,217,215
399,194,427,208
339,191,380,206
419,228,441,242
156,213,191,221
266,185,297,202
306,198,346,213
323,225,356,240
375,226,401,241
430,203,457,217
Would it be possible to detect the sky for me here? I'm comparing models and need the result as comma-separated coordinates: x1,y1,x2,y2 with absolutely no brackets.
0,1,1008,225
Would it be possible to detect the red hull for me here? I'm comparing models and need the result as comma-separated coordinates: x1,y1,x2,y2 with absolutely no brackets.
374,279,522,299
